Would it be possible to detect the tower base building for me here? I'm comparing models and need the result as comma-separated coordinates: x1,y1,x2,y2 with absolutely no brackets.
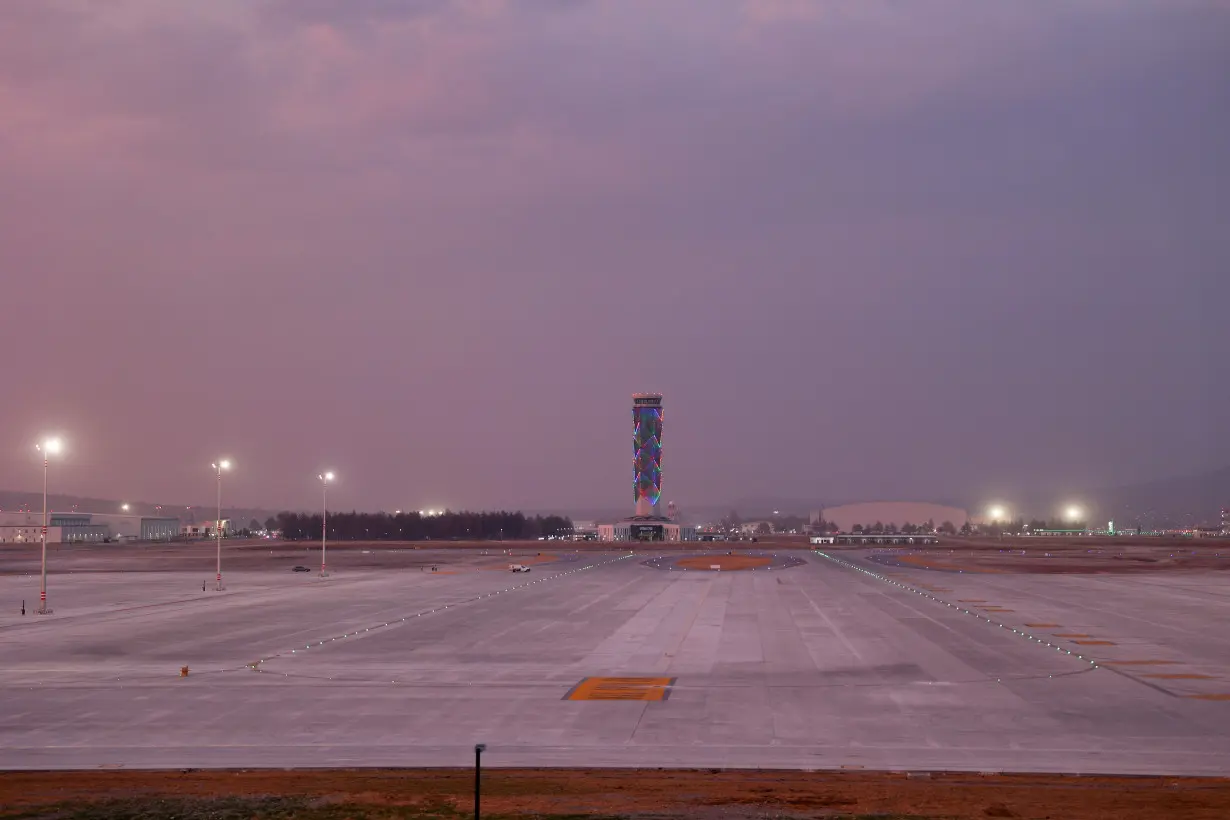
599,515,694,542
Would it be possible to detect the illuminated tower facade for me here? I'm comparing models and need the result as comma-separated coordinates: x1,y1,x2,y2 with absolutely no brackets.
633,393,663,517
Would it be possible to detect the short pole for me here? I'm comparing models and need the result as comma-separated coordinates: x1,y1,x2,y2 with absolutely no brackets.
38,455,51,615
474,743,486,820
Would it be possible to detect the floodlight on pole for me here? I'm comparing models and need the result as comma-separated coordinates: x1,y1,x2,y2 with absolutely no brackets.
34,437,65,615
212,460,231,591
121,503,130,512
319,471,335,577
988,505,1007,522
1065,505,1084,523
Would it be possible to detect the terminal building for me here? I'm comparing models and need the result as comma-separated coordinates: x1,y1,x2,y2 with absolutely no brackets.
598,393,697,542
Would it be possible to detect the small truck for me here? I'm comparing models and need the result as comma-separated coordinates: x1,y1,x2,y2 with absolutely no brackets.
509,564,531,573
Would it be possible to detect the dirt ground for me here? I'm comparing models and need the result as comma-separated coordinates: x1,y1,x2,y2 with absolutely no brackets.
674,555,772,570
5,535,1228,577
870,538,1230,575
2,768,1229,820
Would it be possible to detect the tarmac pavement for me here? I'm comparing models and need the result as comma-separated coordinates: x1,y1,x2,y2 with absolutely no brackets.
1,546,1228,773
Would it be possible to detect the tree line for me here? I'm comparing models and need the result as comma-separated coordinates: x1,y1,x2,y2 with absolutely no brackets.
271,510,573,542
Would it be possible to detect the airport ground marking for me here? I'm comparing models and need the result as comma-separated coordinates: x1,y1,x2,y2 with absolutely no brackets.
565,676,675,701
238,552,640,680
1103,660,1179,666
812,551,1100,671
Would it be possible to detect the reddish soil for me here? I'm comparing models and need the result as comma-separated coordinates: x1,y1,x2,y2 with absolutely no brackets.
2,768,1229,819
878,539,1230,575
674,555,772,570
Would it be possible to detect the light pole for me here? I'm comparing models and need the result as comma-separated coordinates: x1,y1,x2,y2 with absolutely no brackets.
474,743,486,820
1064,505,1084,530
35,437,63,615
987,505,1008,540
212,460,231,591
319,471,335,576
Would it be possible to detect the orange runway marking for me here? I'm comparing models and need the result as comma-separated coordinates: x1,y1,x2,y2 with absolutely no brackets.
1185,694,1230,701
1103,660,1179,666
1072,640,1116,645
1142,674,1215,680
959,599,986,603
566,677,675,702
675,555,771,571
1054,633,1090,638
1025,623,1060,628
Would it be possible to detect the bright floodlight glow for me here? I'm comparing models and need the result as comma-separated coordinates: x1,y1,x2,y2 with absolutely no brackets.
214,459,231,471
1065,505,1083,521
322,471,335,482
40,437,64,455
988,505,1006,521
121,504,130,512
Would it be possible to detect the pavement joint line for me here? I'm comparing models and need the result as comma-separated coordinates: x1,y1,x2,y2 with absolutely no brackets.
250,553,636,674
813,550,1099,670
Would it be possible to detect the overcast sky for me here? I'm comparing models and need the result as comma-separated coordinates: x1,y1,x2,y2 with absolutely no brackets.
2,0,1227,513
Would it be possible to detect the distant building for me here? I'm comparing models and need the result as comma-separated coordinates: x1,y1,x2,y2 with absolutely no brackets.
598,393,697,542
817,502,968,533
0,511,105,543
0,524,64,544
0,511,178,543
88,513,179,541
599,516,694,542
181,519,236,538
1223,506,1229,536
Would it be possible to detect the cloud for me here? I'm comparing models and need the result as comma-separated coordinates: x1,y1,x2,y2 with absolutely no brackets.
0,0,1226,507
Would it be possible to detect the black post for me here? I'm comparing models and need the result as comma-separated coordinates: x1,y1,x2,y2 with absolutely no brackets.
474,743,486,820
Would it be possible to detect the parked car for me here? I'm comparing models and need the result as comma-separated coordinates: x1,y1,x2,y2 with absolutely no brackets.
292,565,311,572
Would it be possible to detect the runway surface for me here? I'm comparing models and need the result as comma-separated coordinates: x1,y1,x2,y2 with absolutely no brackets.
2,546,1229,773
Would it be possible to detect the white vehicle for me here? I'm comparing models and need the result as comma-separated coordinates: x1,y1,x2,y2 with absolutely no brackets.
509,564,531,572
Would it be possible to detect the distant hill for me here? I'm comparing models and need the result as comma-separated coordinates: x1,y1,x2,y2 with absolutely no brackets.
1081,466,1230,528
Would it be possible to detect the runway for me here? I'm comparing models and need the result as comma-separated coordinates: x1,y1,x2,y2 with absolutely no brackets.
1,546,1229,773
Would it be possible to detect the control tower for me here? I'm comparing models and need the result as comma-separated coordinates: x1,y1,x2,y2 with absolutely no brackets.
632,393,663,517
